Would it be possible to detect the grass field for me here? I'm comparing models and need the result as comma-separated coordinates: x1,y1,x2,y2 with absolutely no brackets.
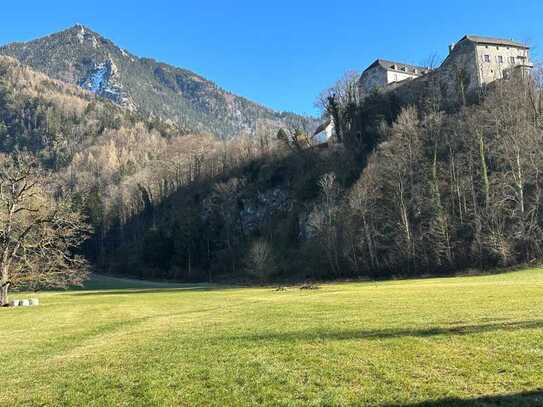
1,270,542,406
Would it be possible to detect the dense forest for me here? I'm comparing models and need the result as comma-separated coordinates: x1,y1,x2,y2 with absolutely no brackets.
1,55,543,283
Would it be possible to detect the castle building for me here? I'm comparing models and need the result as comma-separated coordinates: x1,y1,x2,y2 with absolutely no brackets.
440,35,532,92
316,35,532,147
358,59,431,95
357,35,532,100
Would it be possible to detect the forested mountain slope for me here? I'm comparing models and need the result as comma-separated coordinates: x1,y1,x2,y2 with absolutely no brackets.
0,55,227,247
0,25,314,139
0,55,313,281
3,48,543,284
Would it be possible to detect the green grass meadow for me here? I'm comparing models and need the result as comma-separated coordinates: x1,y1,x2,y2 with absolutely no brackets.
1,270,542,406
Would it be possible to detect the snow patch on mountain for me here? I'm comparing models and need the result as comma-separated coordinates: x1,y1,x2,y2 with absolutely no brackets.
85,63,108,93
80,61,121,100
79,60,136,111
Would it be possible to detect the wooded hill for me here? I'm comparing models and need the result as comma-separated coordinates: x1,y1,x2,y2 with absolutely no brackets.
94,66,543,282
2,53,543,283
0,56,228,259
107,67,543,282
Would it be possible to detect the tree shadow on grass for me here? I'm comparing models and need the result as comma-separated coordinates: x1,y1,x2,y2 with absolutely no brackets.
228,320,543,343
383,389,543,406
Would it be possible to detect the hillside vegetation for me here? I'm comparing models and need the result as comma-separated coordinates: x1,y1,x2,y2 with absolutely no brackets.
1,269,542,406
2,45,543,283
0,55,270,272
99,69,543,282
0,54,343,282
5,27,543,282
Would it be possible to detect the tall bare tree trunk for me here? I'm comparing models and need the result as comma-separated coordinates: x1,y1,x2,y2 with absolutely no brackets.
449,143,463,223
478,130,490,208
515,149,525,215
398,181,412,256
0,279,9,306
363,216,377,269
432,145,453,265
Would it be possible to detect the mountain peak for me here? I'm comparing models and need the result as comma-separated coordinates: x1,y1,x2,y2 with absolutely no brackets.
0,27,315,139
66,23,98,35
60,24,105,45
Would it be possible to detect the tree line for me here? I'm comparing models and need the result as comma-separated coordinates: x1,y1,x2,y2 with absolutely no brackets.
2,54,543,292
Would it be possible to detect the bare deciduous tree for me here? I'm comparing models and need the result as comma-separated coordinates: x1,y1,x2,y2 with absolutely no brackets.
316,71,361,145
244,238,276,282
0,153,90,306
308,173,343,275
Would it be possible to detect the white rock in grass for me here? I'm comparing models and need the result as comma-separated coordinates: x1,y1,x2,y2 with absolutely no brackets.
29,298,39,306
9,299,20,307
20,299,30,307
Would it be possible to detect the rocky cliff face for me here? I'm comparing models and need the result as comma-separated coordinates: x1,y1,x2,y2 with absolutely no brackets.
0,25,314,138
79,59,135,109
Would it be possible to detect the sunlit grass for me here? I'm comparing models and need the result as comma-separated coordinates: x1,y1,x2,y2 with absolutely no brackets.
1,270,542,406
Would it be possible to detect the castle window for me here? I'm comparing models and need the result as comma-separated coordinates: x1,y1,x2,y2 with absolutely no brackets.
498,56,503,64
484,54,491,63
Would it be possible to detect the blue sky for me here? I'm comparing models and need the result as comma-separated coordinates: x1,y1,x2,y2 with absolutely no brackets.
1,1,542,116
